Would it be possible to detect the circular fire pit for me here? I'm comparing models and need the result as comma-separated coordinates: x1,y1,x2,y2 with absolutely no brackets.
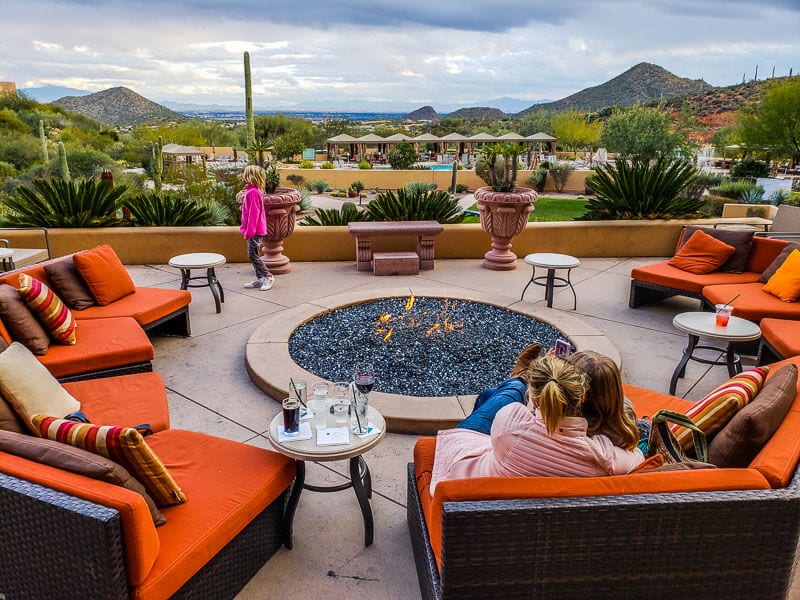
246,286,618,434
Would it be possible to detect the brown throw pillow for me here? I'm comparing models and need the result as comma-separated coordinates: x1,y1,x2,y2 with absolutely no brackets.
0,429,166,526
758,242,800,283
679,226,755,273
0,283,50,355
708,364,798,468
44,258,96,311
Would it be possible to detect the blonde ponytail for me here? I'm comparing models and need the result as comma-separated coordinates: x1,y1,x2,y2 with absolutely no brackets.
526,355,585,435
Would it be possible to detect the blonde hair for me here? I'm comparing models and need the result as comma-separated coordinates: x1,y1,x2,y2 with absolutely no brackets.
525,355,586,435
569,351,638,451
243,165,266,190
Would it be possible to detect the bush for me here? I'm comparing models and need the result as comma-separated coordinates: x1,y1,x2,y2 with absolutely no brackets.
581,157,703,220
366,187,464,223
286,174,305,188
740,187,765,204
300,201,371,226
730,158,770,179
455,183,469,193
297,188,312,213
702,194,730,217
709,180,763,200
525,167,548,192
358,159,372,170
349,180,365,193
548,162,574,193
780,191,800,207
683,172,726,201
298,160,315,169
387,142,418,170
404,182,438,195
320,161,334,169
124,191,224,226
306,179,332,193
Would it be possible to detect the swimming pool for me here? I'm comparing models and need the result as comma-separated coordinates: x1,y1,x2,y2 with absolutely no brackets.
429,164,457,170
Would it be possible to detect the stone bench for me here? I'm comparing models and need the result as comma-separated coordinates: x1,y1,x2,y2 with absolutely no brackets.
347,221,444,275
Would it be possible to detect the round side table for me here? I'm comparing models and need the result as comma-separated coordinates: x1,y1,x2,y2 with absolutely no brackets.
168,253,226,313
521,252,581,309
267,405,386,548
670,311,761,395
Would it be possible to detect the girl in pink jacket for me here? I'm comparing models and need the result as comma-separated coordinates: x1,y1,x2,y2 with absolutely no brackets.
430,355,644,494
239,165,274,291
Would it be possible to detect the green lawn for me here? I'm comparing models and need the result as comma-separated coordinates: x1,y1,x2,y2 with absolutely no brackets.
462,197,589,223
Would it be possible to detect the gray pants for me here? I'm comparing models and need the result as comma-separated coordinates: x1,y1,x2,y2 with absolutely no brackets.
247,236,271,279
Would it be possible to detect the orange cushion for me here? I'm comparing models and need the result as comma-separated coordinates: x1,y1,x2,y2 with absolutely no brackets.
623,384,693,416
763,249,800,302
631,261,760,295
74,287,191,328
414,436,771,570
746,236,791,273
703,282,800,323
17,274,77,344
761,318,800,358
73,245,135,305
132,430,296,600
36,316,154,379
668,230,736,274
63,372,171,433
0,452,160,586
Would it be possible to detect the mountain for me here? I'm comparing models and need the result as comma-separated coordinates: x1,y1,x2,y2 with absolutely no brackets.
481,96,548,114
403,106,439,122
21,85,92,103
519,63,712,115
661,76,792,117
53,87,184,126
446,107,508,120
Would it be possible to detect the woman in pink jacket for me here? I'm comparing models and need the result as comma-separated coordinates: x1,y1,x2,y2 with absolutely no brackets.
239,165,274,291
430,354,644,494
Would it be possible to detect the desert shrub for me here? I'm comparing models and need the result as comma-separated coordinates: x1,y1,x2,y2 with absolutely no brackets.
358,159,371,169
3,178,126,227
548,162,574,192
683,172,726,200
366,187,464,223
730,158,770,179
525,167,548,192
740,187,765,204
300,201,372,226
320,161,334,169
0,161,17,179
286,174,305,188
709,180,762,200
306,179,332,193
297,188,312,213
404,182,438,195
298,160,314,169
455,183,468,193
581,157,702,220
702,194,730,217
349,180,365,193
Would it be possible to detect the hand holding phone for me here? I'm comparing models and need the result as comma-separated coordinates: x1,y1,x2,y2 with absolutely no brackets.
554,338,571,359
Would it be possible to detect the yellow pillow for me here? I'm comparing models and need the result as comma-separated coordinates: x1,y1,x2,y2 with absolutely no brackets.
763,249,800,302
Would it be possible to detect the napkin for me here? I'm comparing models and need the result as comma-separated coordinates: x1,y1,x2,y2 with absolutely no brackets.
316,427,350,446
278,421,312,442
354,423,382,439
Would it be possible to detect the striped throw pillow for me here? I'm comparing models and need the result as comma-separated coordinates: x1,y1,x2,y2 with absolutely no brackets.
670,367,770,450
17,274,77,345
32,415,186,507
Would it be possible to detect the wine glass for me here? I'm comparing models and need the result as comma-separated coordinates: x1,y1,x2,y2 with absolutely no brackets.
352,363,375,434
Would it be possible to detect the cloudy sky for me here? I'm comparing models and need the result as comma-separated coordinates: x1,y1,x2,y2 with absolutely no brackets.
1,0,798,111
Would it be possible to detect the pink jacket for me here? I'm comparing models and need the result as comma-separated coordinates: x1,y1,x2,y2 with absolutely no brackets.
239,184,267,239
430,403,644,494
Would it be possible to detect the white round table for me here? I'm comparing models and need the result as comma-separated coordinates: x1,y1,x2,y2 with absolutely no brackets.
267,404,385,547
669,311,762,395
168,253,226,313
521,253,581,309
0,247,15,272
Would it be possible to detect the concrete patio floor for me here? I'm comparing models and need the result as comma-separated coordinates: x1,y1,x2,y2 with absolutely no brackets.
127,255,797,600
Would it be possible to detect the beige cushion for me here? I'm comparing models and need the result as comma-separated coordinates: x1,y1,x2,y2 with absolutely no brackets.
0,342,80,432
0,429,165,525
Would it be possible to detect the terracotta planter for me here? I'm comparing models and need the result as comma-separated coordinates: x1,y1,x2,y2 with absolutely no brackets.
475,186,537,270
261,187,301,274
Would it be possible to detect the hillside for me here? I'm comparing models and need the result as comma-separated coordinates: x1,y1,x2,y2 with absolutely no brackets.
446,107,507,120
519,62,711,115
661,76,793,116
403,105,439,122
53,87,184,127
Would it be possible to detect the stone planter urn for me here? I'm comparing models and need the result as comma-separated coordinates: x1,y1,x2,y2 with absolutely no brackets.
261,187,301,274
475,186,537,270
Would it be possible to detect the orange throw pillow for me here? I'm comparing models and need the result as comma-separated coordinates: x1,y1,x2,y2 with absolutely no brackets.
668,230,736,274
72,245,135,306
763,249,800,302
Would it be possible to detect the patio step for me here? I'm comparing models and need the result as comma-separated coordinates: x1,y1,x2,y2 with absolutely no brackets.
372,251,419,276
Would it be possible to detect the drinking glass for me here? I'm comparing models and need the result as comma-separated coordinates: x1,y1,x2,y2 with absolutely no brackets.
332,398,349,425
311,382,329,430
715,304,733,327
282,397,300,436
289,379,307,407
352,363,375,434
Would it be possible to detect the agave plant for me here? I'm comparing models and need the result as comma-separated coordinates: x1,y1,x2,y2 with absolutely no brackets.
366,187,464,223
3,178,127,227
124,191,222,226
300,202,372,226
581,157,703,220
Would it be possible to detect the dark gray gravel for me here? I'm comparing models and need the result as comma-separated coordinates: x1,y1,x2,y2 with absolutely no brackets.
288,297,568,397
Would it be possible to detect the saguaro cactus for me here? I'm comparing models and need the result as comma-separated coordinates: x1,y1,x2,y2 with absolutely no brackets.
451,160,459,195
152,138,163,192
39,120,48,162
244,51,255,151
56,142,70,181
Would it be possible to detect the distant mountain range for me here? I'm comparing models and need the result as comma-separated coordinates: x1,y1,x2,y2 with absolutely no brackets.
21,85,92,103
52,87,184,126
519,62,711,115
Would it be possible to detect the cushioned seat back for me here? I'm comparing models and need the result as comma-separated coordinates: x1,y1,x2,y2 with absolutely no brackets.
771,205,800,235
0,261,58,289
747,237,789,273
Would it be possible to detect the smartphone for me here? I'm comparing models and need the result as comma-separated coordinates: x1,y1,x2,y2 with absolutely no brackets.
554,338,571,359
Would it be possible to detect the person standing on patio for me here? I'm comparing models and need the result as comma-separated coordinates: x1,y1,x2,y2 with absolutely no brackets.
239,165,274,291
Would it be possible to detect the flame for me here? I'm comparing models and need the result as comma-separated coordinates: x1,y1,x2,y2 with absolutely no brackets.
426,323,441,335
383,326,394,341
405,294,415,312
378,314,391,323
375,295,464,342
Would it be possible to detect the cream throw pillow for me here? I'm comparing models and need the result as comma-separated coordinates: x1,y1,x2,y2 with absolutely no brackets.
0,342,80,432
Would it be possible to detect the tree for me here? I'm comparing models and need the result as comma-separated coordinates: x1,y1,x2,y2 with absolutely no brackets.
550,111,601,152
737,77,800,166
272,132,305,161
387,142,418,169
515,109,554,137
599,104,687,161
